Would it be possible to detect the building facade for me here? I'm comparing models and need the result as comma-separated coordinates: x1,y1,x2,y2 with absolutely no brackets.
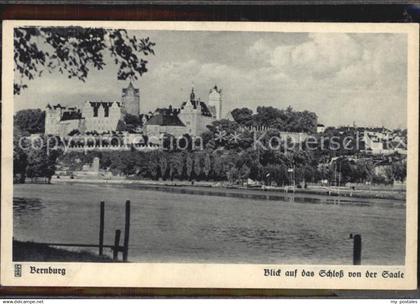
45,101,123,136
143,108,187,142
45,83,222,141
363,130,407,155
143,86,220,139
45,104,86,137
178,87,216,136
45,83,139,136
208,85,222,119
82,101,122,133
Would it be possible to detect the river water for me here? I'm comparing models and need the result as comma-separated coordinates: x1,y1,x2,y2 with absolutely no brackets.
13,183,405,265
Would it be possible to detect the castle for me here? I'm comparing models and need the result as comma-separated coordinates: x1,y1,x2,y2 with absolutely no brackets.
121,82,140,115
144,85,222,138
44,82,224,141
45,82,140,137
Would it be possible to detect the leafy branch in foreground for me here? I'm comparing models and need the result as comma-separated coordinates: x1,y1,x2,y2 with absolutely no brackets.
14,26,155,95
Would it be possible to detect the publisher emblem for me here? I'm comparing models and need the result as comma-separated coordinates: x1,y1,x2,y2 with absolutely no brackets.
14,264,22,277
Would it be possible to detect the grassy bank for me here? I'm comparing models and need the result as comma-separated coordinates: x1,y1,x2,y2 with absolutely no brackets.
279,186,405,201
13,240,114,262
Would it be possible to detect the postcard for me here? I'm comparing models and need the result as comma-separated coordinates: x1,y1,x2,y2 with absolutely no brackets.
1,20,418,289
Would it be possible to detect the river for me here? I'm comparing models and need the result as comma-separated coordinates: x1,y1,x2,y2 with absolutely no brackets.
13,183,405,265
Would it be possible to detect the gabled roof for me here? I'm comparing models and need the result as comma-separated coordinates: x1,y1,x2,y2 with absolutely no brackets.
145,112,185,127
60,110,82,121
198,101,213,117
180,87,213,117
88,101,120,107
122,82,139,96
181,100,213,117
47,104,65,110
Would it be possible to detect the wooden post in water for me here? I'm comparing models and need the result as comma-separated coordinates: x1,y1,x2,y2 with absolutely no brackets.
99,201,105,255
113,229,121,261
122,200,131,262
353,234,362,265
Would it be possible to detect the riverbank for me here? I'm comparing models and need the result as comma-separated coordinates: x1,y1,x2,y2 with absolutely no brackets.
13,240,113,262
51,176,406,201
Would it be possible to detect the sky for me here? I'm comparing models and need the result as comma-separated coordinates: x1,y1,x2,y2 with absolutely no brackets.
14,29,408,129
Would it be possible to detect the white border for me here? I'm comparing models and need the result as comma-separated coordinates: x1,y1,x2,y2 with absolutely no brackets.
1,21,418,289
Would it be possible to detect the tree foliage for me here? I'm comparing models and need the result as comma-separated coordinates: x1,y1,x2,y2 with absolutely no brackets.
14,109,45,134
14,26,155,94
230,106,317,133
23,135,61,182
13,126,28,183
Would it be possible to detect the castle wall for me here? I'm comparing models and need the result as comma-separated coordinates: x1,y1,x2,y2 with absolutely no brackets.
198,115,214,135
178,110,198,135
45,101,122,136
209,87,222,119
122,86,140,116
58,119,82,137
45,109,62,135
144,125,187,143
178,109,214,137
83,102,121,133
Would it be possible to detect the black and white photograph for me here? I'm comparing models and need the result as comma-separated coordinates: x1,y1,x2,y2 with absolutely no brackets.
2,21,418,289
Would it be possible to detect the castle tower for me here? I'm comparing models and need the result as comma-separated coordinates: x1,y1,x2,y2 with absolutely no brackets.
208,85,222,119
45,104,63,135
121,81,140,116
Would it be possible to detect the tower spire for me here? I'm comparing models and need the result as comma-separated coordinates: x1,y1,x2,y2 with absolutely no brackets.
190,82,196,102
208,85,222,120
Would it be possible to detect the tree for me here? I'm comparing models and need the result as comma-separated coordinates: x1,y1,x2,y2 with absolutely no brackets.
193,153,202,180
158,153,168,180
25,135,61,183
226,166,239,184
203,152,211,180
172,152,185,179
206,119,240,149
13,126,28,183
231,107,253,126
167,153,184,181
14,27,155,94
201,131,214,148
249,106,318,133
212,152,223,179
239,164,251,183
14,109,45,134
146,151,159,180
124,114,142,132
168,160,175,181
392,160,407,182
116,119,127,132
186,154,193,181
132,151,148,176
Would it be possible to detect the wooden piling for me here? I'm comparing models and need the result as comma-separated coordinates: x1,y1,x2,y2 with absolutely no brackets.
113,229,121,261
99,201,105,255
123,200,131,262
353,234,362,265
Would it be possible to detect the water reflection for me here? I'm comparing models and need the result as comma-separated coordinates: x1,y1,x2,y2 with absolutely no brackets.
13,197,45,215
120,183,404,209
13,183,406,265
